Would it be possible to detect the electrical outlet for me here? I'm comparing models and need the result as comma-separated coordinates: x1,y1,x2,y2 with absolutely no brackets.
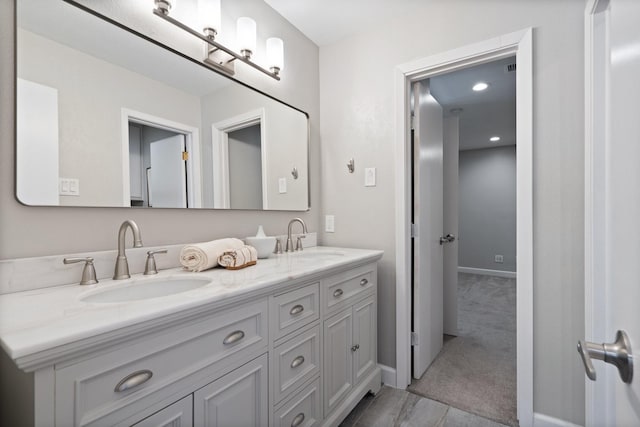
59,178,80,196
495,255,504,263
325,215,335,233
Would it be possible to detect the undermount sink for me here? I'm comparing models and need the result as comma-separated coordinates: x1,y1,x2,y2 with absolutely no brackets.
80,277,212,303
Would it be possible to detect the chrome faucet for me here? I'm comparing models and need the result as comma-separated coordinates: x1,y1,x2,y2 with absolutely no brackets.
113,220,143,280
285,218,308,252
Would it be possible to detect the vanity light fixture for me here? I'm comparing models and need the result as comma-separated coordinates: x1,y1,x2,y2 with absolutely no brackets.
153,0,281,80
490,136,501,142
472,82,489,91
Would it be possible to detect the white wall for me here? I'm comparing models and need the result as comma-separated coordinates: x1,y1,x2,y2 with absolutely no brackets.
0,0,319,258
319,1,585,424
459,146,516,273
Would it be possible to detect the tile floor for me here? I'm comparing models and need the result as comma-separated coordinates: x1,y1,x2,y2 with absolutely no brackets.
339,386,509,427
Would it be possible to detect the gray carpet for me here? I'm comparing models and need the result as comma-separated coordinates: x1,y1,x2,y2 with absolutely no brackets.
407,273,517,427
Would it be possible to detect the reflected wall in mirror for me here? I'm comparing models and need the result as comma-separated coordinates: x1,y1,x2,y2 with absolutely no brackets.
15,0,309,210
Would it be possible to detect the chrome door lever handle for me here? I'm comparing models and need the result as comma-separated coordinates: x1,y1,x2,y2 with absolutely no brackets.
577,330,633,383
439,234,456,245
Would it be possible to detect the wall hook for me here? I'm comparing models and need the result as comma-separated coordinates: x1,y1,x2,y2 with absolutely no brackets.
347,158,355,173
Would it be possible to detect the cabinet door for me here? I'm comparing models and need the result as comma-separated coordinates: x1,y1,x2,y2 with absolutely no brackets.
131,395,193,427
193,354,268,427
323,308,353,416
352,296,376,384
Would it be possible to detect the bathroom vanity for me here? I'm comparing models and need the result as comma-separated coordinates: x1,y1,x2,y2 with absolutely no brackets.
0,247,383,427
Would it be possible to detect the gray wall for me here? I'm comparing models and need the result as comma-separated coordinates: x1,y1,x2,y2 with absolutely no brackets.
318,1,585,424
459,146,516,272
229,126,263,210
0,0,320,258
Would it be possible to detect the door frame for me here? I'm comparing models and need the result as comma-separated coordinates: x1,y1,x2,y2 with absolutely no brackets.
584,1,610,426
211,108,267,209
394,28,533,425
121,109,202,208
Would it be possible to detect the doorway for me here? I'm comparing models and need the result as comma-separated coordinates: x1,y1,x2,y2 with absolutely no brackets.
394,29,533,426
121,109,202,208
408,56,518,426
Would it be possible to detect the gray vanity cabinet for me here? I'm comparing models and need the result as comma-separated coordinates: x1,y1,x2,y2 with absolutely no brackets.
130,395,193,427
321,267,378,418
193,354,269,427
2,256,382,427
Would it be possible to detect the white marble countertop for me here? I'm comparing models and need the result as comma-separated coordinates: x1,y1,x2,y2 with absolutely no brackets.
0,246,382,368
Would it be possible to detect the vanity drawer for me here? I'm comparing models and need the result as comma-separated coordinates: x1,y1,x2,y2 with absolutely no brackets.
55,298,268,427
323,268,374,314
274,325,320,404
271,282,319,340
274,378,321,427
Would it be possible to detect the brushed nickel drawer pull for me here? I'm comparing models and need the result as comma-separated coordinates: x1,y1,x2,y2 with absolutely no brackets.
333,289,343,298
291,355,305,369
291,413,305,427
114,369,153,392
360,278,368,286
290,304,304,316
223,330,245,345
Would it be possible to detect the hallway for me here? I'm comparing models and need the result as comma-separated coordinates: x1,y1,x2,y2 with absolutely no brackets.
409,273,517,425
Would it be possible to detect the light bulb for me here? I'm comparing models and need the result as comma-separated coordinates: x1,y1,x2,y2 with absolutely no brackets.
266,37,284,74
472,82,489,91
237,17,256,58
198,0,220,38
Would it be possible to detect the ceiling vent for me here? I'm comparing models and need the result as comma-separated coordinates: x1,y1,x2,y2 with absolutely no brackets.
505,63,517,73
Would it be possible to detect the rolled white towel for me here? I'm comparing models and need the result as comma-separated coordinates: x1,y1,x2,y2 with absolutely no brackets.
180,238,245,272
218,245,258,270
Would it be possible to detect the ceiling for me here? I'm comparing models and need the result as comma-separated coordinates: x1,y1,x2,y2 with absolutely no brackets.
429,56,516,151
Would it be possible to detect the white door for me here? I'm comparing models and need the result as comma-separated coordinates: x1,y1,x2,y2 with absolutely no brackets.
149,135,187,208
585,0,640,425
412,80,444,378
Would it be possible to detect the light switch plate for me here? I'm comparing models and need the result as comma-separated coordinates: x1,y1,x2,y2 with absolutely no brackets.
325,215,335,233
59,178,80,196
278,177,287,194
365,168,376,187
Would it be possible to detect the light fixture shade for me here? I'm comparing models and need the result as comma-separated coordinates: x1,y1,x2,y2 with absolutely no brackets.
237,17,256,56
266,37,284,72
198,0,220,35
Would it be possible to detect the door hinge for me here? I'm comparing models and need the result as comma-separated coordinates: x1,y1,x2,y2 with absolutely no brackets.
410,114,415,130
182,151,189,161
410,223,417,238
411,331,419,346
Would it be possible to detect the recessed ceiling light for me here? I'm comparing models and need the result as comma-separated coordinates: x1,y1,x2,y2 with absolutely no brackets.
490,136,501,142
473,82,489,91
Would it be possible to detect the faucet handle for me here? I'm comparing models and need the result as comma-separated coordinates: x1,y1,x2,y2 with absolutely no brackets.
144,249,167,275
273,238,283,254
295,235,306,251
63,257,98,286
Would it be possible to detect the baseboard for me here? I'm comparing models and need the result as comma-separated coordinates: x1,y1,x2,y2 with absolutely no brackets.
533,413,583,427
458,266,517,279
378,364,396,388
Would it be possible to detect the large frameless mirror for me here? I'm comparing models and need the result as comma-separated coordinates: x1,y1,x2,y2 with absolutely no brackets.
15,0,309,210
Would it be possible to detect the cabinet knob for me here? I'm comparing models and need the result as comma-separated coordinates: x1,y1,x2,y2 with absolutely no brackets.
291,412,305,427
114,369,153,392
333,289,344,298
360,278,368,286
223,330,245,345
290,355,305,369
290,304,304,316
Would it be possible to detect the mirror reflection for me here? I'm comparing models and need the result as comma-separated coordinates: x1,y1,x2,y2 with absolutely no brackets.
16,0,309,210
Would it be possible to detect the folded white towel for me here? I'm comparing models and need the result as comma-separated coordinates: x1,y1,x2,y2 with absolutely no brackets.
180,238,245,272
218,245,258,270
